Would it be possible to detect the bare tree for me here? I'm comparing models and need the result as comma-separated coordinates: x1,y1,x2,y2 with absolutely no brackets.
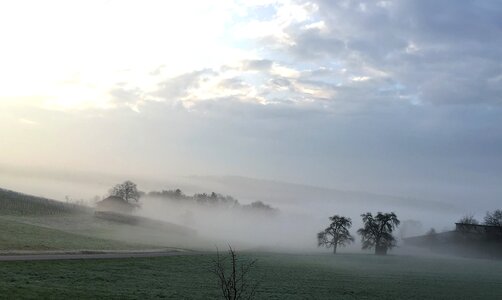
109,180,140,203
484,209,502,226
317,215,354,254
458,214,478,225
210,246,258,300
358,212,400,255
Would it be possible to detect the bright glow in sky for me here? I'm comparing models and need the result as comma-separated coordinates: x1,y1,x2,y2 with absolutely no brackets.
0,0,253,110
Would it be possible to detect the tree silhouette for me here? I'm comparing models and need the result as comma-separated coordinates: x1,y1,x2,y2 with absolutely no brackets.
109,180,140,203
458,214,478,225
358,212,400,255
484,209,502,226
317,215,354,254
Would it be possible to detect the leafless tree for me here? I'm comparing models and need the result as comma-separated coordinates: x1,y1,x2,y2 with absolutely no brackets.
358,212,400,255
458,214,479,225
109,180,140,203
210,246,258,300
317,215,354,254
484,209,502,226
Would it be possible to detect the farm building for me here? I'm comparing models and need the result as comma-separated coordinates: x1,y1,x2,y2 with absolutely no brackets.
404,222,502,259
95,196,136,214
455,223,502,236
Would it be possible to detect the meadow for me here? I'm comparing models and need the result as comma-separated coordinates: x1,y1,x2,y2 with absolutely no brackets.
1,188,502,299
0,217,150,251
1,252,501,299
0,188,200,251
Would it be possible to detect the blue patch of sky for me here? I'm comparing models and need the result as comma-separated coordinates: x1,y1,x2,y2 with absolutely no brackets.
239,3,277,22
212,4,278,55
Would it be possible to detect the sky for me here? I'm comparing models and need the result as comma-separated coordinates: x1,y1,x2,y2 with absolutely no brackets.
1,0,501,209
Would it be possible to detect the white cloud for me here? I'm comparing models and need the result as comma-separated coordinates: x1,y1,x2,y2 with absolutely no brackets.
2,0,502,114
351,76,371,82
270,63,301,78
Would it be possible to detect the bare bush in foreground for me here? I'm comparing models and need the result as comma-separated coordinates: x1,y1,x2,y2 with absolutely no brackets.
210,246,258,300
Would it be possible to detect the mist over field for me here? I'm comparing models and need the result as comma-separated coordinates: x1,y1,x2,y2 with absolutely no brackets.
0,166,470,254
135,195,454,253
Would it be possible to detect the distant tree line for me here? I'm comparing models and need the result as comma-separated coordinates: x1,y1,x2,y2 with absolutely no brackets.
457,209,502,227
147,189,238,207
106,181,278,215
147,189,277,214
318,212,400,255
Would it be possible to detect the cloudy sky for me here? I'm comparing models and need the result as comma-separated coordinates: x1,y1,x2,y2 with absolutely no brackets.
1,0,501,208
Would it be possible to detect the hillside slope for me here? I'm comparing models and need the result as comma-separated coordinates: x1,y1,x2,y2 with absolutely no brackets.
0,217,146,251
0,188,88,216
0,188,198,251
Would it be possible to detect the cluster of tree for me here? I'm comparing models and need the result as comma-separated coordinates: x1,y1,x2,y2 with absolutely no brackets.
148,189,236,207
108,181,277,214
148,189,277,214
317,212,400,255
457,209,502,226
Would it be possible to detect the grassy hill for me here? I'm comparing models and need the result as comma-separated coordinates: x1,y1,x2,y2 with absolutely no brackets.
0,188,88,216
0,188,197,251
0,217,144,251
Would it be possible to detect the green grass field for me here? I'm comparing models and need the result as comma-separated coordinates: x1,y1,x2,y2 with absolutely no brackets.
0,217,150,251
0,188,142,251
0,188,89,216
0,188,200,251
1,253,501,299
1,188,502,299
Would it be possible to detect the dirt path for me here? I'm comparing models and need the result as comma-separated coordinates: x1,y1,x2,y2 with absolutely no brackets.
0,250,201,261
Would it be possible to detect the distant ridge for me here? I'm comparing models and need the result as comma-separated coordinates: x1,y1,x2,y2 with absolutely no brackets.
187,175,458,212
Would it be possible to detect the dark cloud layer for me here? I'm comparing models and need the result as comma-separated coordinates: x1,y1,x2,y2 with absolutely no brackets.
286,0,502,106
